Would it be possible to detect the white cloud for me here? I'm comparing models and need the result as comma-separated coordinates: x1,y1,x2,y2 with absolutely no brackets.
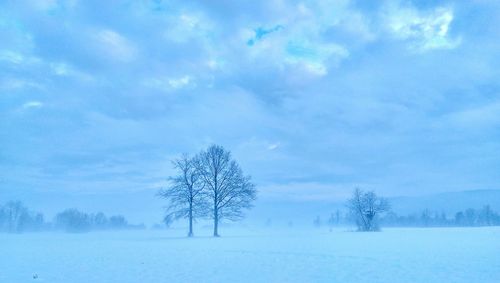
143,75,193,91
168,76,191,89
0,50,41,65
0,78,43,90
0,50,25,64
22,101,43,109
50,62,71,76
163,12,214,43
267,142,281,150
96,29,137,61
233,2,357,77
386,5,461,52
285,40,349,76
49,62,94,81
206,58,224,70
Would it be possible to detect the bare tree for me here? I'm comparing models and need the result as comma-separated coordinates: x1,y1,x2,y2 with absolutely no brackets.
328,213,336,228
195,145,256,237
158,154,206,237
328,210,341,228
347,188,390,231
480,205,492,226
2,201,28,233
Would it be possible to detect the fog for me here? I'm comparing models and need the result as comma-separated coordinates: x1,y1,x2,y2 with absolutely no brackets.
2,0,500,282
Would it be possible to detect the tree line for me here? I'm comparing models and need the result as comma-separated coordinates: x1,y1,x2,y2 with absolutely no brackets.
311,189,500,231
158,144,257,237
380,205,500,227
315,205,500,230
0,201,143,233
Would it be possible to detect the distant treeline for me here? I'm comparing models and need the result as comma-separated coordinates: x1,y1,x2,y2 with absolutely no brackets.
0,201,144,233
380,205,500,227
316,205,500,228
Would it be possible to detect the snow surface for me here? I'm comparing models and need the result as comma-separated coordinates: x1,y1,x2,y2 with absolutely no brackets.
1,227,499,283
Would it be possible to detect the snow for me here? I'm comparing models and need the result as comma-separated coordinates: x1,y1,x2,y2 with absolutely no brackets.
1,227,499,283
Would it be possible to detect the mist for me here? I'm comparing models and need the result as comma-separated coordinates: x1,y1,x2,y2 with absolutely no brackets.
2,0,500,282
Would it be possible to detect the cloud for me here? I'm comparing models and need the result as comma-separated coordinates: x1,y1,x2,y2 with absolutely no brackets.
285,40,349,75
163,12,215,44
385,4,461,52
0,78,43,90
168,76,192,89
95,29,137,61
267,142,280,151
231,2,359,77
246,25,283,46
1,0,500,200
49,62,94,81
142,75,193,91
22,101,43,109
0,50,41,65
0,50,25,64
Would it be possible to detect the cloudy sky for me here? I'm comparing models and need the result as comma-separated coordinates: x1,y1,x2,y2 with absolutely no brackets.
1,0,499,204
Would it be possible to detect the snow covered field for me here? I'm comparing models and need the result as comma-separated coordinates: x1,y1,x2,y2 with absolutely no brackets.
1,227,499,283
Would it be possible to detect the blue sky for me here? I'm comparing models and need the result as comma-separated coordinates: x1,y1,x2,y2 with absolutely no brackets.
1,0,500,204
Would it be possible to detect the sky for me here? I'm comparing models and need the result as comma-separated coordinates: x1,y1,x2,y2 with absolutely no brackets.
1,0,500,210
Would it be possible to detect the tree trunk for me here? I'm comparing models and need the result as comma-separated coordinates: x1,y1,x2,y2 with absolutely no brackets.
188,203,193,237
213,174,220,237
213,208,219,237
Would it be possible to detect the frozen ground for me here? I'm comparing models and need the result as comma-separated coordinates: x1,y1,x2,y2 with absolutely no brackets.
1,227,499,283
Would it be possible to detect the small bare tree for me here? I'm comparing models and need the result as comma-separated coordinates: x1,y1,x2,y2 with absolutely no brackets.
195,145,256,237
158,154,206,237
347,188,390,231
